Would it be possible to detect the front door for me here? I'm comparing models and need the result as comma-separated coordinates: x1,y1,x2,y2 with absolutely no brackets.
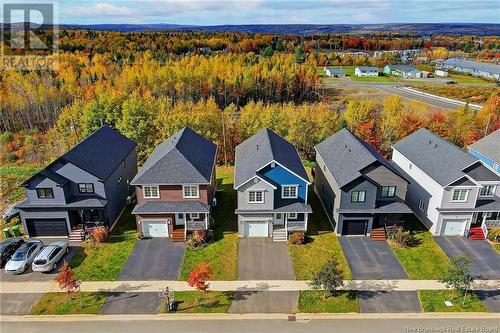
274,213,284,225
175,213,184,226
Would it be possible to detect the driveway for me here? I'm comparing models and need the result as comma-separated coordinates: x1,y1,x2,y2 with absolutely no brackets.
101,292,162,314
339,237,408,280
119,238,185,280
359,291,422,313
0,293,44,315
237,238,294,280
434,237,500,279
228,291,298,314
477,291,500,313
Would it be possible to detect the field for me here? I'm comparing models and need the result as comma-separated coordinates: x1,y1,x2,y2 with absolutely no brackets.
413,85,499,104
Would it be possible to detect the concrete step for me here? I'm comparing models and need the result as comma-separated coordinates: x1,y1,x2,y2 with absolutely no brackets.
272,229,288,242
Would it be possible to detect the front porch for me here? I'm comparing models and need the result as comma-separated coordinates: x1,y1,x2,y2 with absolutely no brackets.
171,212,211,242
68,208,107,241
470,211,500,240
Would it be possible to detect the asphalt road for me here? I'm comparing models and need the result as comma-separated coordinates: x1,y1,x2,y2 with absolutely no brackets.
2,317,499,333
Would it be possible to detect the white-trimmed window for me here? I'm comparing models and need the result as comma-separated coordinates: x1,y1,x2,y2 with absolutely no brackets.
190,213,200,219
282,186,298,199
418,199,425,211
479,185,495,197
183,185,199,198
381,186,396,198
287,213,297,219
451,189,469,202
78,183,94,193
351,190,366,203
143,186,159,198
248,191,264,203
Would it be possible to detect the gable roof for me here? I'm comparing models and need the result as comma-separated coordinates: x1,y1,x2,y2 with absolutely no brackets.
356,66,379,72
325,67,344,74
131,127,216,185
315,128,406,188
22,126,135,185
234,128,308,189
444,58,500,75
469,129,500,165
387,64,419,72
393,128,480,187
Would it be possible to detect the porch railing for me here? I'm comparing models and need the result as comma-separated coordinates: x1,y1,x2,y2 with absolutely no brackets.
287,221,306,231
481,221,489,239
186,221,207,230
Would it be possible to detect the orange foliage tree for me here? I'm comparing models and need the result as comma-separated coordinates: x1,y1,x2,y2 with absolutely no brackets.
187,262,213,293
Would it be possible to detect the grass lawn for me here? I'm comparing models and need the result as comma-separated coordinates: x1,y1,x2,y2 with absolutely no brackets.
491,242,500,253
69,206,137,281
288,176,351,280
298,291,359,313
447,73,493,84
179,166,239,280
31,292,107,315
419,290,488,312
161,291,234,313
388,216,450,280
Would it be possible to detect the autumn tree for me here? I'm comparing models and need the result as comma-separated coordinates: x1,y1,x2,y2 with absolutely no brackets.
379,95,404,155
54,261,79,299
343,99,376,133
187,262,213,293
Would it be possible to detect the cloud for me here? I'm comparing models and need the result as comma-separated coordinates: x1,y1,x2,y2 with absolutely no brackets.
352,12,379,22
63,3,140,17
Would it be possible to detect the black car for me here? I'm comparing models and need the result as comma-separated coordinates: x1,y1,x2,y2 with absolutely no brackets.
0,238,24,267
446,80,458,85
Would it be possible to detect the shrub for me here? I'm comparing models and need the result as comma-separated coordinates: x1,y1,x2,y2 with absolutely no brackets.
90,226,109,244
289,231,306,245
387,226,420,248
487,227,500,243
187,230,213,248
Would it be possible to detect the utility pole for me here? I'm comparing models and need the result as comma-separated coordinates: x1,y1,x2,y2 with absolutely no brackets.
484,113,492,137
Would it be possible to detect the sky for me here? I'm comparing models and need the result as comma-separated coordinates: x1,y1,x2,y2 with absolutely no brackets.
2,0,499,25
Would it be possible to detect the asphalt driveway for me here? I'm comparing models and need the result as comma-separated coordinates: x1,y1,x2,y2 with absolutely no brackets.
119,238,185,280
228,291,298,313
359,291,422,313
477,291,500,313
101,292,163,314
434,237,500,279
339,237,408,280
237,238,294,280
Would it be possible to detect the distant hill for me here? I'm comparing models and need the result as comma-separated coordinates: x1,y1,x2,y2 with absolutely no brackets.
3,23,500,36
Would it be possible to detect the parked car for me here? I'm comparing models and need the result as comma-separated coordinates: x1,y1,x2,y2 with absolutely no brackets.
32,241,69,272
0,238,24,267
4,240,43,274
446,80,458,85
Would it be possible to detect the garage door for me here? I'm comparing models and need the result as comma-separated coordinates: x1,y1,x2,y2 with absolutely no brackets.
142,221,168,237
26,219,68,237
442,219,467,236
342,220,368,236
243,221,269,237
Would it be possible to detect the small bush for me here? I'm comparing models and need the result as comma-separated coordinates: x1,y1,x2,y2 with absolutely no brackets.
187,230,213,248
387,226,420,248
487,227,500,243
90,226,109,244
289,231,306,245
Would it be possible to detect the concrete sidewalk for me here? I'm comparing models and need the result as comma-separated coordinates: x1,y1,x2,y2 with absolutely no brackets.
1,279,499,293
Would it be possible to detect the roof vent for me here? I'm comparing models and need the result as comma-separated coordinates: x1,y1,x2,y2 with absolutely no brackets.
434,144,438,149
253,177,259,183
256,144,259,150
428,140,432,145
271,162,276,168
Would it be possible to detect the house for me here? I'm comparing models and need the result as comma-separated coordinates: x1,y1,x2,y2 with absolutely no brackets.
314,129,412,239
384,64,422,78
131,128,217,241
392,128,500,239
324,67,345,78
434,69,449,77
16,126,137,239
234,129,312,241
469,129,500,173
442,58,500,80
354,66,379,77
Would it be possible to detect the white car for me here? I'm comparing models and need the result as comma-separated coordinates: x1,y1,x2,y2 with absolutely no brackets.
32,241,70,272
5,240,43,274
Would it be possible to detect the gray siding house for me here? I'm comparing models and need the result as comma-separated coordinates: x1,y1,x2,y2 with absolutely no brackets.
392,128,500,239
314,129,412,238
16,126,137,238
234,129,312,241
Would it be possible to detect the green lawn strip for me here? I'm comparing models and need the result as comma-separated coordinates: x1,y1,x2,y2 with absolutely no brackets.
491,242,500,253
388,217,450,280
419,290,488,312
350,76,396,82
298,291,359,313
69,206,137,281
179,166,239,281
31,292,107,315
160,291,235,313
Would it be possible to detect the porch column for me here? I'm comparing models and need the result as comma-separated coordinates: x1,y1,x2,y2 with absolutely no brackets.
205,214,208,229
285,214,288,231
482,213,487,225
304,213,308,231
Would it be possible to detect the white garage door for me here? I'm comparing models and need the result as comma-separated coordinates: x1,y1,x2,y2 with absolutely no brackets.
142,221,168,237
442,219,467,236
244,221,269,237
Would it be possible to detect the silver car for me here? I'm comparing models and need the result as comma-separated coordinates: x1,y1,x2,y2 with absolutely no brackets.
32,241,69,272
5,240,44,274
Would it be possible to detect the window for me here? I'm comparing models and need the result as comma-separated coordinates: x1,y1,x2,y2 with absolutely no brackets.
276,213,282,219
287,213,297,219
350,190,366,203
78,183,94,193
451,189,469,202
36,188,54,199
178,213,184,219
143,186,159,198
248,191,264,203
183,185,199,198
418,199,425,211
282,186,298,199
381,186,396,198
479,185,495,197
190,213,200,219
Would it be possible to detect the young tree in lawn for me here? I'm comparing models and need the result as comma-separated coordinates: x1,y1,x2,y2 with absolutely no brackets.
54,261,80,302
187,262,213,294
439,255,475,306
309,258,344,298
